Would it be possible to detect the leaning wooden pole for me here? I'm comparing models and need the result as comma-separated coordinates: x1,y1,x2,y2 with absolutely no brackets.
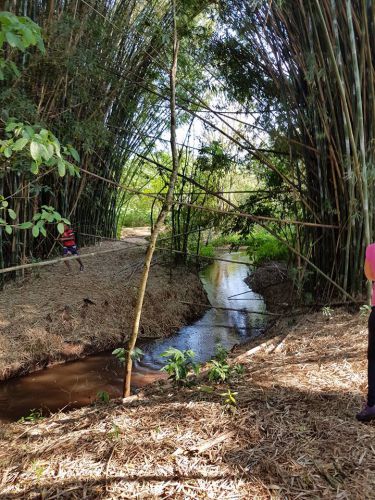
122,0,180,398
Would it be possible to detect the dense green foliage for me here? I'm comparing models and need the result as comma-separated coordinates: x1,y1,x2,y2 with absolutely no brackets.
0,1,214,282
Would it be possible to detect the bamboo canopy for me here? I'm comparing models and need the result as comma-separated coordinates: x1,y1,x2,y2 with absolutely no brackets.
216,0,375,298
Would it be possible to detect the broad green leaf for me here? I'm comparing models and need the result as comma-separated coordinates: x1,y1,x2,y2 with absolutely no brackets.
3,147,12,158
12,137,28,151
5,225,12,235
7,208,16,220
18,221,33,229
5,31,24,50
57,222,64,234
2,200,8,208
32,225,39,238
24,126,35,138
30,141,42,161
67,163,76,176
37,38,45,54
39,143,51,160
57,160,66,177
5,122,18,132
21,26,36,46
30,162,38,174
68,145,80,162
40,226,47,237
44,213,54,222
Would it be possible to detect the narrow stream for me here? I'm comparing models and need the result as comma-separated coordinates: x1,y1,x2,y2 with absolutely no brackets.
0,251,266,423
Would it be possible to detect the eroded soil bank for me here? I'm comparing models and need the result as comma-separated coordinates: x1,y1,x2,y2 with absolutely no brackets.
0,238,207,381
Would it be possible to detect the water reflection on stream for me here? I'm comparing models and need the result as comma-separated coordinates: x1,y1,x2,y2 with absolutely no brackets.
0,251,266,423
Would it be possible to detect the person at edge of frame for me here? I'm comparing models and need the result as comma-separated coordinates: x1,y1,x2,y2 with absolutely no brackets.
357,243,375,422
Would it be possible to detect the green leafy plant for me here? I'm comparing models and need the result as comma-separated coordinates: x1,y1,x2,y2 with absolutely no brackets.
214,344,229,363
31,461,45,482
232,363,245,376
108,423,121,441
0,198,70,237
112,347,145,364
97,390,110,403
208,344,230,383
0,11,45,80
208,359,231,383
360,304,372,317
220,389,238,410
322,306,333,319
18,408,44,423
1,120,80,176
160,347,200,385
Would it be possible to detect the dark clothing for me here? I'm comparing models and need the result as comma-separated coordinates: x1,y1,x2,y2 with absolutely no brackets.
368,307,375,406
63,245,78,256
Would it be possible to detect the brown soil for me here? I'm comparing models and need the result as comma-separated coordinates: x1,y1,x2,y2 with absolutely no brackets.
0,231,207,381
246,260,295,313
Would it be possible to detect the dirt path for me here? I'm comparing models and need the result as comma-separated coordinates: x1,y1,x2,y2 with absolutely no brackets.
0,229,206,380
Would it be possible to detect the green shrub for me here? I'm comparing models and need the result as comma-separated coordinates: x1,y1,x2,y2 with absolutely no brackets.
112,347,144,364
208,359,231,382
120,207,150,228
160,348,200,385
210,233,251,247
199,244,215,258
18,409,44,423
246,227,288,265
97,390,110,403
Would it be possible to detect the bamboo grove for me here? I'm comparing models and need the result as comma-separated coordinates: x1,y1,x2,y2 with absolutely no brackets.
1,0,375,301
215,0,375,299
0,0,196,283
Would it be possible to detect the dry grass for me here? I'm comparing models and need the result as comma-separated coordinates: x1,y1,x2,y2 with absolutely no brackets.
0,238,207,381
1,308,374,498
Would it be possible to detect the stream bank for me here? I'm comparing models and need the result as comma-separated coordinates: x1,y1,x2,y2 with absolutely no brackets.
0,238,207,382
0,250,266,423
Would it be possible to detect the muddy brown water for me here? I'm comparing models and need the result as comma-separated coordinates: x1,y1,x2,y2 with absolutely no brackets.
0,251,266,423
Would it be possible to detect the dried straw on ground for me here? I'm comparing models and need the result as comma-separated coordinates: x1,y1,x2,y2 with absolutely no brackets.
0,235,206,381
1,308,375,498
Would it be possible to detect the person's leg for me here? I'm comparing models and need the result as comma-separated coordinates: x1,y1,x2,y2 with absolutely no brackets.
356,307,375,421
71,246,84,271
63,248,72,271
367,308,375,405
77,257,84,271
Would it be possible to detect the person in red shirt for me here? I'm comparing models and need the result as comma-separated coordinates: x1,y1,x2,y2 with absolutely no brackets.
59,223,84,272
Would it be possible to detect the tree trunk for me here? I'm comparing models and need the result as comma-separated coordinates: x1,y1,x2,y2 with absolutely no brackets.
122,0,180,398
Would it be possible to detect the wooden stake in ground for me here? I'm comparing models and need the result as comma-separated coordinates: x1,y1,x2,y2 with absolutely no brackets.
122,0,180,398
